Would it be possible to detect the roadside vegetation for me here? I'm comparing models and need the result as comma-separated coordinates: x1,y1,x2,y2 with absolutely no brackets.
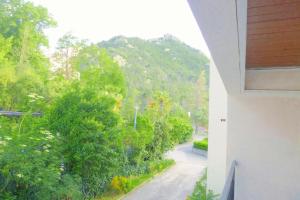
187,170,218,200
0,0,208,199
193,138,208,151
101,159,175,199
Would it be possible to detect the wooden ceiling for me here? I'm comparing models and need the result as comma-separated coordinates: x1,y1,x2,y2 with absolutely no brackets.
246,0,300,68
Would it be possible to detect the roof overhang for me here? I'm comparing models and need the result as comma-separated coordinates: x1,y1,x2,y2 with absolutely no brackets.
188,0,246,94
188,0,300,96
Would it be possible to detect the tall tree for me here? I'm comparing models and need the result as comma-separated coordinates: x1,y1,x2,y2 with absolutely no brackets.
0,0,56,110
194,70,209,128
53,33,80,79
0,0,56,74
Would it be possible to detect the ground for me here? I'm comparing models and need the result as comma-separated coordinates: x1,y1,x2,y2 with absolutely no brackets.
122,135,207,200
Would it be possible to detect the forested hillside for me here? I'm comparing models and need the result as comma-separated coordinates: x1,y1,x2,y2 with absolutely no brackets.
99,35,209,120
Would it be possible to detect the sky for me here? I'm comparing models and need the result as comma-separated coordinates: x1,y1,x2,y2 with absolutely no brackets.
32,0,210,57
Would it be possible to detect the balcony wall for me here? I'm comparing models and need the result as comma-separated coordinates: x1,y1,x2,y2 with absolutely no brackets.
227,95,300,200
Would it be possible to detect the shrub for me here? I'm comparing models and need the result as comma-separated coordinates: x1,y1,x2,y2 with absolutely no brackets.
111,176,131,193
123,115,154,166
193,138,208,151
55,174,83,200
168,117,193,144
0,117,78,200
188,170,218,200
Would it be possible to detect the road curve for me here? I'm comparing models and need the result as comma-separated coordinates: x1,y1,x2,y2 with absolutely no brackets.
122,135,207,200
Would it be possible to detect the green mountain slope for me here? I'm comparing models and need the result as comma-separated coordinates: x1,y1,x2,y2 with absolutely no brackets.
99,35,209,114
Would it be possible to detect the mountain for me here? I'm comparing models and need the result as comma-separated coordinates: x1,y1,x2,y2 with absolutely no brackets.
98,34,209,114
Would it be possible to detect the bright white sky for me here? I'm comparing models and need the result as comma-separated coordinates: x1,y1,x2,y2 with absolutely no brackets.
32,0,210,57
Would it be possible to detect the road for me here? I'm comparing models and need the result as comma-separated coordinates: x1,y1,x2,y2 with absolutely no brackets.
122,135,207,200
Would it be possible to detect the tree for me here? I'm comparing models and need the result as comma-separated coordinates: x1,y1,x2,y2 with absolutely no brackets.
0,0,56,111
0,0,56,75
194,70,209,128
144,92,173,160
78,47,126,97
146,92,171,121
49,84,124,196
0,2,84,199
53,33,80,79
169,117,193,144
0,34,15,109
49,48,127,197
122,114,154,166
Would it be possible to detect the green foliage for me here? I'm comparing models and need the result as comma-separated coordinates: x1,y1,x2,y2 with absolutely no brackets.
0,0,55,111
194,106,208,128
147,159,175,174
55,174,83,200
188,170,219,200
79,48,126,97
122,159,175,194
0,117,81,200
0,1,85,199
193,138,208,151
53,33,80,79
48,73,125,197
193,70,209,128
123,115,154,166
141,92,172,160
168,116,193,144
0,0,56,62
147,119,172,160
0,1,207,199
111,176,130,193
108,159,175,195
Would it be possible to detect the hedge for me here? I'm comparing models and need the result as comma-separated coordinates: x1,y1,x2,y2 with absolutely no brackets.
193,138,208,151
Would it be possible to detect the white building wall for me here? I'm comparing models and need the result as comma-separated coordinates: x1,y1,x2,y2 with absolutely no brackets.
227,95,300,200
206,61,228,194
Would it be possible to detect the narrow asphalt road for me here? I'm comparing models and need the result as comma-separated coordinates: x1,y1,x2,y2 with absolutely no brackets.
122,135,207,200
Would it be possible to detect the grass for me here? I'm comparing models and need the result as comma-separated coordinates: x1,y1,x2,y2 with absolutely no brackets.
98,159,175,200
97,191,123,200
193,138,208,151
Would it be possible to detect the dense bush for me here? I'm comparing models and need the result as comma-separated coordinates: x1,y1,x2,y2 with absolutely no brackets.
48,85,125,196
0,117,82,200
168,116,193,144
193,138,208,151
123,115,154,166
111,176,131,193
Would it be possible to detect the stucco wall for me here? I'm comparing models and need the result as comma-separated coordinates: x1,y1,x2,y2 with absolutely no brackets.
227,95,300,200
206,61,228,194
